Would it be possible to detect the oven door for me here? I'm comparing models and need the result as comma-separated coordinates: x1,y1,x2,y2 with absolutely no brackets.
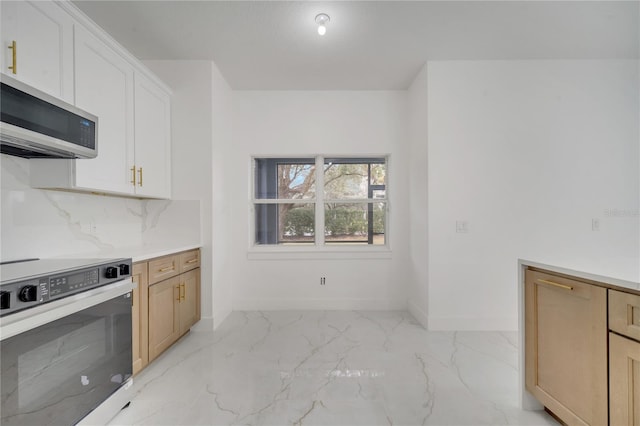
0,279,134,426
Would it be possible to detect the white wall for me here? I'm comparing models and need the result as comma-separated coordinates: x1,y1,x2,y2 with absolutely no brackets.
145,60,235,330
231,91,410,311
145,60,215,328
407,64,429,327
426,60,640,330
211,63,234,327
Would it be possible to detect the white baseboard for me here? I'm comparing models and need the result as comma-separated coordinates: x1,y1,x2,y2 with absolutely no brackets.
407,300,428,329
233,298,406,311
427,316,518,331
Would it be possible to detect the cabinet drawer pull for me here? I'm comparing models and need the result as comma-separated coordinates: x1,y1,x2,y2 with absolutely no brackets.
158,266,174,273
8,41,17,74
186,258,198,264
180,283,185,301
175,286,180,301
130,165,136,186
138,167,143,187
538,279,573,291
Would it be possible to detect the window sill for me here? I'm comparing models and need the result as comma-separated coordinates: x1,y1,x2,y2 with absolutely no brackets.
246,246,393,260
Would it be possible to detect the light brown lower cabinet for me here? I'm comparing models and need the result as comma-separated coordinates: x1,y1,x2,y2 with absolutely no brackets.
148,275,181,362
132,248,200,372
525,269,608,426
609,332,640,426
132,263,149,375
179,268,200,336
609,289,640,426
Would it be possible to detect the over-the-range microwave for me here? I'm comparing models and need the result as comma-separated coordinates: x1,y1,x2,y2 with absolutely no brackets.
0,74,98,159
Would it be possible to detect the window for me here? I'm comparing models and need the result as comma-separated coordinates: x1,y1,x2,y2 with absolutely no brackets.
253,156,387,247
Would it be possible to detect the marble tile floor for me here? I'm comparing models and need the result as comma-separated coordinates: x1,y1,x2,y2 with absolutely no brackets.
109,311,557,426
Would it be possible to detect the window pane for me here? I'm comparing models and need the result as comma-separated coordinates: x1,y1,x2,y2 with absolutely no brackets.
370,163,386,186
255,203,315,245
254,158,316,199
324,163,368,199
372,189,386,199
324,158,386,200
324,203,385,245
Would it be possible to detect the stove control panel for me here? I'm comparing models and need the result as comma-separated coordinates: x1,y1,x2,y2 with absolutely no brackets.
0,258,132,317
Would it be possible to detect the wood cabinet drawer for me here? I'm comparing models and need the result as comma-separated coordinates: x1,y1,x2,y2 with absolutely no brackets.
609,289,640,341
180,249,200,272
148,254,179,284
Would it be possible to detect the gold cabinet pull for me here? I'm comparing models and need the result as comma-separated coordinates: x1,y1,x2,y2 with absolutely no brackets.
180,283,186,301
175,285,180,301
8,41,16,74
138,167,143,187
158,266,173,273
130,165,136,186
186,258,198,264
538,279,573,291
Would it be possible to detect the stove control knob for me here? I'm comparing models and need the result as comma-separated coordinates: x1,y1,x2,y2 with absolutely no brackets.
105,266,119,279
0,291,10,309
18,285,37,302
118,264,130,276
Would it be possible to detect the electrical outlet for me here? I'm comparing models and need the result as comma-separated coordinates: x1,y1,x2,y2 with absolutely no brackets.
592,218,600,231
456,221,469,233
320,277,326,285
81,222,92,234
81,221,97,235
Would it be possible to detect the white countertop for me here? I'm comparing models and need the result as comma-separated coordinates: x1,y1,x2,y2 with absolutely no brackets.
519,258,640,293
54,243,202,263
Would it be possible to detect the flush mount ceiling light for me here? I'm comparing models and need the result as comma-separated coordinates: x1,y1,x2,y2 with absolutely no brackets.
315,13,330,36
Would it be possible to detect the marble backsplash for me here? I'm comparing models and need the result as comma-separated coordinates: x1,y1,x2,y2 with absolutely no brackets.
1,155,200,261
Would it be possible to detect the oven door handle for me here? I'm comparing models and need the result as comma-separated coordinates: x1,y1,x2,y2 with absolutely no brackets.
0,278,136,341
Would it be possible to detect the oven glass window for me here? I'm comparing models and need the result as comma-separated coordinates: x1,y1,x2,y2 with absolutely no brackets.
1,293,132,425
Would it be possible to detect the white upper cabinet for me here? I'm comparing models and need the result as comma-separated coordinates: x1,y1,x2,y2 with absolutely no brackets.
0,1,74,102
28,1,172,199
134,73,172,199
73,24,135,195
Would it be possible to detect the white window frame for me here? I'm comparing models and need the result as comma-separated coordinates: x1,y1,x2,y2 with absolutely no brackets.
249,154,391,259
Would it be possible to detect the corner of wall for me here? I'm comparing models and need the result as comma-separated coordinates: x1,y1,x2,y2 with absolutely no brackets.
406,62,430,327
408,300,428,329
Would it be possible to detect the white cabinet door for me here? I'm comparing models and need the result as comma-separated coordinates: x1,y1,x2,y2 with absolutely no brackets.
134,73,171,199
0,0,74,102
73,25,135,195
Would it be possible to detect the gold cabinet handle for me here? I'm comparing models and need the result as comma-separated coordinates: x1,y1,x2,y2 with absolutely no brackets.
130,165,136,186
180,283,185,301
8,41,16,74
537,279,573,291
138,167,143,187
175,285,180,301
186,258,198,264
158,266,173,273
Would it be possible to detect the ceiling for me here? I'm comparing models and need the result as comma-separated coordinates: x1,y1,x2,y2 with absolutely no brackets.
72,1,639,90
